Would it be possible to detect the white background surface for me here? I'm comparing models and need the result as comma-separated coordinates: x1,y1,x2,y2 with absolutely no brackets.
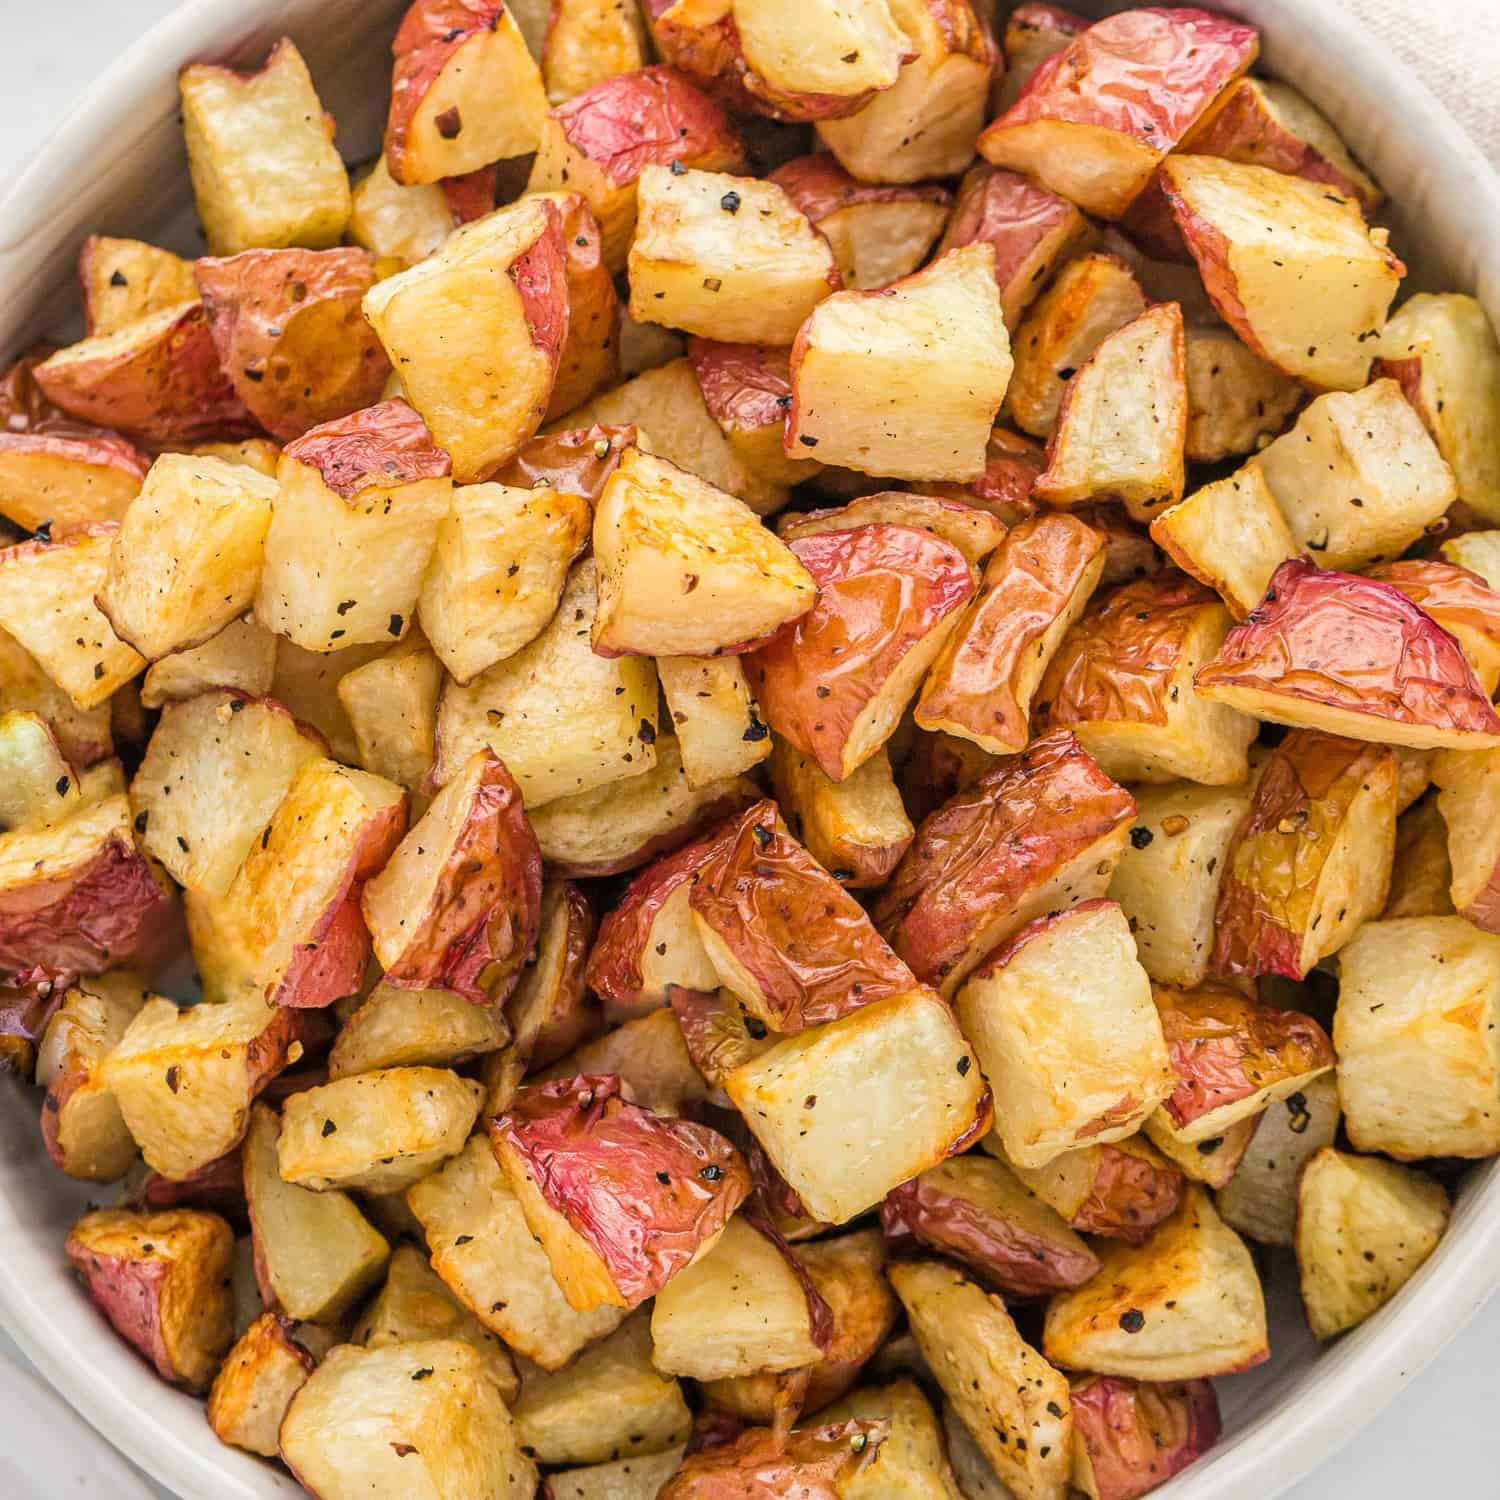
0,0,1497,1495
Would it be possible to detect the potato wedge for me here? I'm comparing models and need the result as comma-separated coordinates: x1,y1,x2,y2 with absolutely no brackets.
890,1259,1071,1500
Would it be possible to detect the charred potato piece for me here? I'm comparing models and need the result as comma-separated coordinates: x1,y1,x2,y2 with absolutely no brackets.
280,1339,537,1500
1042,1187,1268,1381
1295,1147,1449,1341
66,1207,234,1392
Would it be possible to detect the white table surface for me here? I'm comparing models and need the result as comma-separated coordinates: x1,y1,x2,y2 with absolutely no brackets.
1,1,1498,1495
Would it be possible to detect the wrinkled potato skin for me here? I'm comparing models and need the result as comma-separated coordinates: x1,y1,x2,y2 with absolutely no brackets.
656,1421,888,1500
491,1073,751,1307
1070,1375,1222,1500
496,422,637,501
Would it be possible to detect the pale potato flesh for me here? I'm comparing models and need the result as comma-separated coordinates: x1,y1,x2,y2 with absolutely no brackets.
139,616,277,708
656,655,772,788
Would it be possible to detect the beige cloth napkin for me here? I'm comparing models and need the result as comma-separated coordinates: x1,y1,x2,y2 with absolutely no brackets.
1334,0,1500,157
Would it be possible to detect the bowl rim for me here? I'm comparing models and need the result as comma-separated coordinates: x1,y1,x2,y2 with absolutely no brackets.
0,2,1498,1499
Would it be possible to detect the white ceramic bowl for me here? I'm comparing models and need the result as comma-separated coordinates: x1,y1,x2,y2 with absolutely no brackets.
0,3,1497,1496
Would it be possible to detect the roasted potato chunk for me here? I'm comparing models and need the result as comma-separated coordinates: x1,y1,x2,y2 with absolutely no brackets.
689,800,916,1033
385,0,548,184
916,512,1105,755
1376,292,1500,522
1295,1147,1449,1341
103,992,309,1181
408,1135,626,1368
993,1134,1183,1245
207,1311,336,1457
363,198,568,481
1335,916,1500,1160
1005,253,1147,440
363,749,541,1005
657,1422,886,1500
776,492,1006,568
347,153,457,266
66,1207,235,1393
1194,558,1500,750
1160,154,1403,391
1069,1374,1221,1500
546,1448,687,1500
656,655,772,789
723,987,989,1223
278,1066,483,1194
280,1340,537,1500
255,400,452,652
747,525,974,783
434,557,659,806
1432,745,1500,929
628,167,839,345
514,1312,690,1465
883,1153,1099,1297
686,340,822,491
875,730,1136,997
956,900,1172,1168
890,1259,1071,1500
330,982,509,1080
978,8,1257,219
0,426,146,535
491,1074,750,1309
786,246,1011,482
1217,1071,1340,1248
180,38,351,255
139,615,278,708
1152,982,1333,1143
1042,1187,1268,1381
1183,325,1304,465
1383,793,1455,920
1211,730,1396,979
78,235,199,337
243,1103,389,1322
592,446,815,657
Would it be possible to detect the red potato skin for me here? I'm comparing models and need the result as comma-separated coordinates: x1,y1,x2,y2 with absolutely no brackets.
0,971,63,1076
881,1175,1100,1297
283,398,451,499
939,165,1083,301
0,836,181,979
385,0,507,183
1154,984,1333,1134
441,164,499,223
923,426,1045,526
544,194,621,421
872,729,1136,991
381,752,543,1005
1071,1145,1184,1245
658,1421,888,1500
510,198,571,376
34,304,256,448
981,9,1260,188
195,248,391,442
129,1150,247,1219
688,800,918,1032
687,340,795,440
489,1073,752,1306
1037,572,1221,731
1194,558,1500,740
67,1242,179,1382
0,425,148,490
523,882,600,1068
586,822,728,1011
744,525,976,782
1185,77,1378,206
274,795,408,1009
1071,1375,1221,1500
552,65,746,189
667,984,775,1086
493,422,637,501
0,344,64,432
1365,559,1500,647
769,156,952,227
